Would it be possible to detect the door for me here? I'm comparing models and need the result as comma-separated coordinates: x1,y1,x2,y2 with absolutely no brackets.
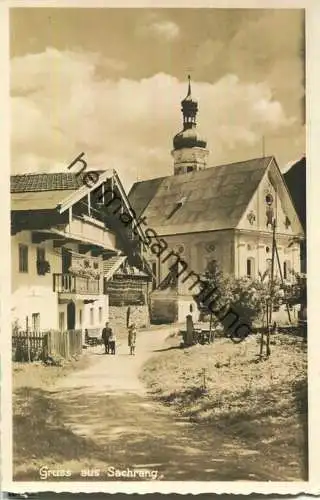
67,301,76,330
62,248,72,274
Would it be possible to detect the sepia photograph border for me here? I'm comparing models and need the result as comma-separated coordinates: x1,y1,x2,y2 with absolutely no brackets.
1,0,319,495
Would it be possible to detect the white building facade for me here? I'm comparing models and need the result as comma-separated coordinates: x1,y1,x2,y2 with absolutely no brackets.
11,169,143,338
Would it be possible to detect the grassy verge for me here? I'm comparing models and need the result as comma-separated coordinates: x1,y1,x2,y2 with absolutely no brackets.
12,350,92,390
13,353,90,390
13,352,96,479
141,333,308,480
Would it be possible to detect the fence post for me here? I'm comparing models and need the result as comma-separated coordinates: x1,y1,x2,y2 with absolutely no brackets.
25,316,31,362
66,331,70,360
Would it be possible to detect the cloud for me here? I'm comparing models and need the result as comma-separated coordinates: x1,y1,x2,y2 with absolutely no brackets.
194,10,305,113
137,19,180,42
11,49,298,190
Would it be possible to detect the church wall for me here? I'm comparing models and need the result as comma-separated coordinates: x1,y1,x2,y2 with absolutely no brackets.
143,230,235,289
144,230,235,323
239,168,298,236
234,231,300,280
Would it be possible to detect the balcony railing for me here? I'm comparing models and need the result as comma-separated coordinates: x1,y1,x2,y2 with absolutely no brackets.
53,273,100,295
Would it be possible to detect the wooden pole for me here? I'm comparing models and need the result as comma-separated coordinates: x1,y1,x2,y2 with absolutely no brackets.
26,315,31,363
269,220,276,324
265,220,276,357
260,305,265,357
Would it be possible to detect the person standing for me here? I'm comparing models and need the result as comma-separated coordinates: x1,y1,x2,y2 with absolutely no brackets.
109,330,116,355
101,322,112,354
128,324,137,355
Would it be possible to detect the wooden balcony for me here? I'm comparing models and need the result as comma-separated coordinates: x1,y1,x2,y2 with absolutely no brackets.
53,273,100,295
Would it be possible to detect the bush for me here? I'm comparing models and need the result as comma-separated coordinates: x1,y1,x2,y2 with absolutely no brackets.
195,267,284,331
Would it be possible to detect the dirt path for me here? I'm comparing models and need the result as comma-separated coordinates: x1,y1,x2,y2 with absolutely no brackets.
48,328,283,481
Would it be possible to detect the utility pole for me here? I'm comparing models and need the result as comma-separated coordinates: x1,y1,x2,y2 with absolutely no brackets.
262,136,265,158
261,217,292,359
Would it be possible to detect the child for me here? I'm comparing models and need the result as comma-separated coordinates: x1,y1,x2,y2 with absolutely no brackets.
109,330,116,355
128,324,137,355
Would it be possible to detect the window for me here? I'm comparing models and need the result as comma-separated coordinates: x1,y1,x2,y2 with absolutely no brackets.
19,244,28,273
206,259,218,274
36,247,46,275
90,307,94,325
37,247,45,263
59,312,65,332
99,306,103,324
32,313,40,332
79,309,82,327
266,258,272,274
187,166,193,173
284,260,291,280
246,258,255,278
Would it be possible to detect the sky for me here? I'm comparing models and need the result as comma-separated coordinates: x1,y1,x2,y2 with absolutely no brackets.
10,8,305,191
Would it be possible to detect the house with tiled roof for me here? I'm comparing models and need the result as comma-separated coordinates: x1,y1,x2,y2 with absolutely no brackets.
128,78,305,323
11,167,150,340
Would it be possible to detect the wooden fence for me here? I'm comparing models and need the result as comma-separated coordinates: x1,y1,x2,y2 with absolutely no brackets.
12,329,83,362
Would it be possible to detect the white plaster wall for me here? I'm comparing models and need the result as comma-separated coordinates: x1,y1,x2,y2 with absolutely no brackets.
12,232,110,333
83,294,109,330
234,232,300,280
11,231,61,330
239,169,299,237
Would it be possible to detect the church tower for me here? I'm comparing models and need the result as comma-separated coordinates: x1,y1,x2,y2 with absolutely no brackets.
172,76,209,175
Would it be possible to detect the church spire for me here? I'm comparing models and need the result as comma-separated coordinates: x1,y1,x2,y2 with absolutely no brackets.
172,76,209,175
181,75,198,129
186,74,191,97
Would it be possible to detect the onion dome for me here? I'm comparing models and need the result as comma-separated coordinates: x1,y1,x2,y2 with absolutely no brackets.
173,127,207,150
173,75,207,150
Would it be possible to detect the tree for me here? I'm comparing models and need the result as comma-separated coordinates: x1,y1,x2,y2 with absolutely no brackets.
194,266,284,337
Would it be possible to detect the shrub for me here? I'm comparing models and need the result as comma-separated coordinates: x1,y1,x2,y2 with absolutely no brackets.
194,267,284,331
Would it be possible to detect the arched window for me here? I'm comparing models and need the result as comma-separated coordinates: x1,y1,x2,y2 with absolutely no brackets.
283,260,291,280
206,259,218,274
266,258,272,274
246,257,255,278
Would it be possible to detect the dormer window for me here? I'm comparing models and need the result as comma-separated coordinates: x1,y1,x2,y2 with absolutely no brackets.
167,196,188,219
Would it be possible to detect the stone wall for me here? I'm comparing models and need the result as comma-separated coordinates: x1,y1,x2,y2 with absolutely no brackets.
108,304,150,332
150,290,200,324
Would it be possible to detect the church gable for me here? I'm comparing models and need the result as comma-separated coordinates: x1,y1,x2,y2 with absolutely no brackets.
237,157,304,236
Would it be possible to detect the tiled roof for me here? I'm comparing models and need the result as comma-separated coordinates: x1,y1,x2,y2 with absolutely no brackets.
128,157,274,235
11,171,104,193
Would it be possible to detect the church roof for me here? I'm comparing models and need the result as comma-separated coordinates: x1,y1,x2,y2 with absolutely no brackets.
129,156,274,235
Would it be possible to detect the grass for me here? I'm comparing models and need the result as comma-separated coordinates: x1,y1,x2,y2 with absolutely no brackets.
12,352,96,480
13,352,90,390
141,332,308,480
